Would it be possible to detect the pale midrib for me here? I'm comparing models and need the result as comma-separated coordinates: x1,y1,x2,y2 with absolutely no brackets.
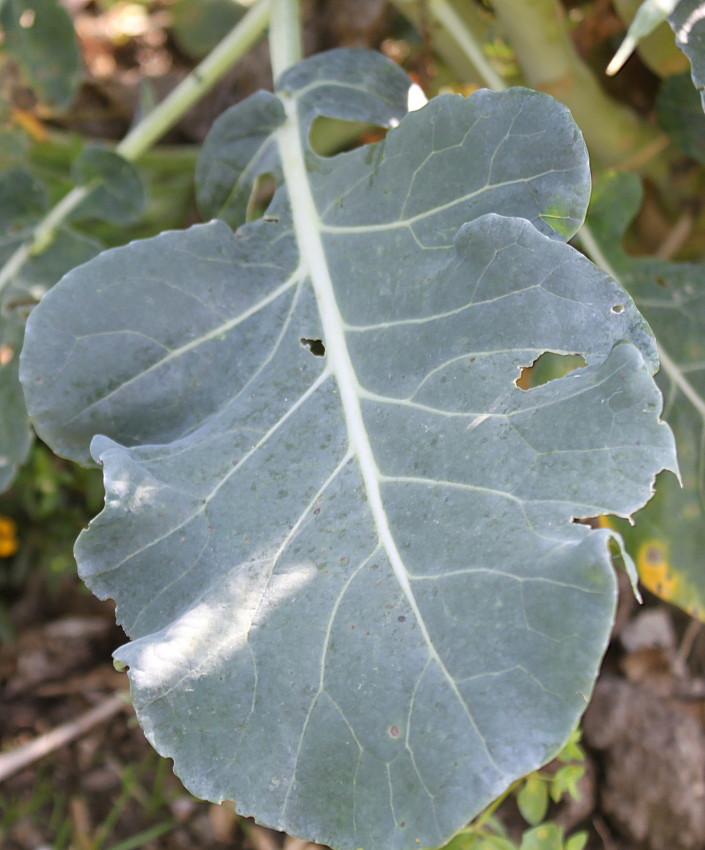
276,95,501,774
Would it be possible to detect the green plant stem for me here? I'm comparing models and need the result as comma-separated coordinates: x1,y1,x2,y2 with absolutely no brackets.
390,0,506,90
30,129,199,173
118,0,270,160
0,0,271,299
431,0,507,90
269,0,302,82
489,0,667,170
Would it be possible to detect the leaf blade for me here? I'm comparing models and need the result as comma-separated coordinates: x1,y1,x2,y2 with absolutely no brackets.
21,53,676,850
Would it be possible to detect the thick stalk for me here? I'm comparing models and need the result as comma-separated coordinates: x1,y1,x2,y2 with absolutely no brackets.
269,0,301,82
490,0,667,171
0,0,271,298
389,0,506,90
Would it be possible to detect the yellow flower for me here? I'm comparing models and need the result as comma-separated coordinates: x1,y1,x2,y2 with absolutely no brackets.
0,516,19,557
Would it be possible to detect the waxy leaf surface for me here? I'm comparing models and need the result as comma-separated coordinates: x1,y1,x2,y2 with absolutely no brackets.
21,51,676,850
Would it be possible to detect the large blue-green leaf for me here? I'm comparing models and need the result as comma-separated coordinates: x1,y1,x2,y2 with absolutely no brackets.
584,171,705,619
20,50,676,850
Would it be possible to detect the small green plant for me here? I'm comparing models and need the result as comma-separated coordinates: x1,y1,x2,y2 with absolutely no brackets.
437,729,589,850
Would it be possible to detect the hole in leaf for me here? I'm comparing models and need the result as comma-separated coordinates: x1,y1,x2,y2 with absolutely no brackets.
300,338,325,357
310,116,389,157
516,352,587,390
611,304,624,313
654,275,669,288
245,173,276,223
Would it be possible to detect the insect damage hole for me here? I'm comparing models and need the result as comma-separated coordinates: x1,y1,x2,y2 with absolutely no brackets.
300,338,326,357
515,352,587,390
